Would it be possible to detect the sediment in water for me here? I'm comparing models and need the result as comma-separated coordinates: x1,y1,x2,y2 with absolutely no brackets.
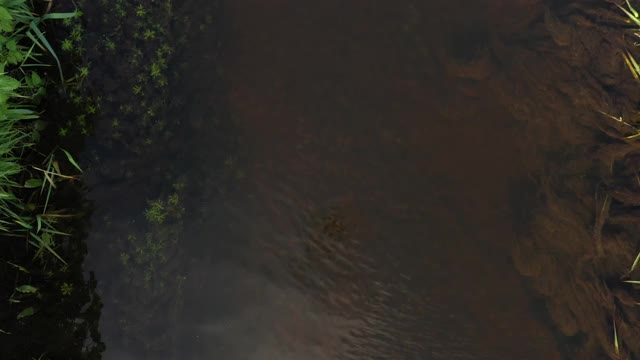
480,1,640,358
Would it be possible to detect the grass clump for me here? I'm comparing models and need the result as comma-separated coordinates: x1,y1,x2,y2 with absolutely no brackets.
0,1,79,261
0,1,103,359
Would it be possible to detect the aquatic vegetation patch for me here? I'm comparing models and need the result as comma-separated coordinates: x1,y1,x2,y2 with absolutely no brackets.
59,0,230,357
69,0,213,153
101,181,187,358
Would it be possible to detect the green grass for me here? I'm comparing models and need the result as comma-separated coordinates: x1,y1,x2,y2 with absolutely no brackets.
0,0,80,322
0,4,99,358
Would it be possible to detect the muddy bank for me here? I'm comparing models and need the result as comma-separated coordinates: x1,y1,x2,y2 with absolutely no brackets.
479,0,640,358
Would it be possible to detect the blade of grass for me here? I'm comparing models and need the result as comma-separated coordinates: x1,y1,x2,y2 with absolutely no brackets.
41,11,78,21
27,22,63,83
40,227,70,236
42,181,52,214
625,132,640,140
623,50,640,80
32,166,77,180
627,0,639,18
61,149,82,173
13,217,32,230
597,110,638,130
6,261,29,273
614,319,620,356
28,232,65,264
618,4,640,27
628,250,640,275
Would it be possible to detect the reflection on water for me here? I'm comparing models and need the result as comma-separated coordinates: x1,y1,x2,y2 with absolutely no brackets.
85,0,564,359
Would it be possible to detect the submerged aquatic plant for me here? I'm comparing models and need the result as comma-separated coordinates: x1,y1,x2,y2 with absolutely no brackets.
60,282,73,296
144,200,167,224
72,0,192,151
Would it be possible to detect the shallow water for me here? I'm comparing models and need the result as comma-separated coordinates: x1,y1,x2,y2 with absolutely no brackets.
85,0,565,359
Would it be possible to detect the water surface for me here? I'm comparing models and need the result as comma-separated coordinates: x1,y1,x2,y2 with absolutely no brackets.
86,0,564,359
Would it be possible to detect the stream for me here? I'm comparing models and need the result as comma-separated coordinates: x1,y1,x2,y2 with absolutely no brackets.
85,0,566,359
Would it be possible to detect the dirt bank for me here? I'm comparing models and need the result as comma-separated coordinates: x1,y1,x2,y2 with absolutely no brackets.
479,0,640,358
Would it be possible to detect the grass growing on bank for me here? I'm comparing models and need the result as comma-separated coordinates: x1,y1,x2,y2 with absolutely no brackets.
0,0,92,349
0,1,78,261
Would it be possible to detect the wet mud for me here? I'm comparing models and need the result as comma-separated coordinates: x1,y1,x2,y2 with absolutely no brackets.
479,0,640,359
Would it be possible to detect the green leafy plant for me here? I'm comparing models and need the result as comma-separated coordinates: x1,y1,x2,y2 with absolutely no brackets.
0,2,107,359
144,200,167,224
60,282,73,296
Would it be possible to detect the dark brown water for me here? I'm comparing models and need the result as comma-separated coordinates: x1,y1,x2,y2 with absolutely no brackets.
86,0,566,359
